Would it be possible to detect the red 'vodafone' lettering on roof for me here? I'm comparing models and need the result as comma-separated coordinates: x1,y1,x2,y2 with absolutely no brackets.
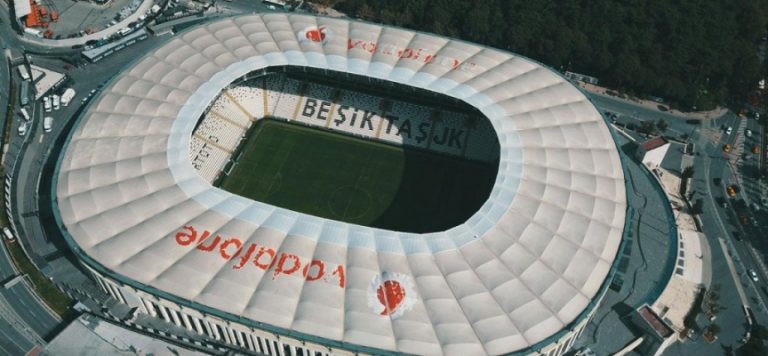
174,225,346,288
346,39,478,72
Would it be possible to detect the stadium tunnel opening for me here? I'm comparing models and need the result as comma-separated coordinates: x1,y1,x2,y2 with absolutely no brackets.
192,66,501,233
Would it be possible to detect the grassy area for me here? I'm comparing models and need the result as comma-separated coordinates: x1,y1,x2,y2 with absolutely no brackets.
4,239,73,317
219,119,497,233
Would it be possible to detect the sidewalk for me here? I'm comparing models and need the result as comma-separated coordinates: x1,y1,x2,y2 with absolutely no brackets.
580,83,728,120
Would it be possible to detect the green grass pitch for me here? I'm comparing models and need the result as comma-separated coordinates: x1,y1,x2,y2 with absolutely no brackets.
218,119,497,233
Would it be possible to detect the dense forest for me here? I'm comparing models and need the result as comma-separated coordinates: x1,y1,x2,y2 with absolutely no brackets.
322,0,768,111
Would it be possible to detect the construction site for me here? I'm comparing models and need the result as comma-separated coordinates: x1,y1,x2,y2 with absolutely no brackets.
13,0,147,40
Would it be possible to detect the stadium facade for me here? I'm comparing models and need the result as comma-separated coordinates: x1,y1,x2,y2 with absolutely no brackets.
53,13,628,356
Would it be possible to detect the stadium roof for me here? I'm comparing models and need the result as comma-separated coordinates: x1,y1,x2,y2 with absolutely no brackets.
55,13,627,355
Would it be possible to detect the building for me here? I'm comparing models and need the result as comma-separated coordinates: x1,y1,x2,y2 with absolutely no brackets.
636,136,671,170
52,14,628,356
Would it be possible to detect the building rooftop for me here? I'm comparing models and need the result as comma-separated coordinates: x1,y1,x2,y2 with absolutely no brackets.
639,136,669,151
43,314,208,356
638,305,674,338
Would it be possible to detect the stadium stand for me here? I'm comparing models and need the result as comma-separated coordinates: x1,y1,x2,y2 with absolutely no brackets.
196,113,245,150
229,85,265,120
189,88,259,182
189,137,232,182
380,101,433,149
465,115,500,161
264,75,286,115
210,93,252,127
294,82,337,127
333,91,383,137
272,78,303,120
189,72,500,183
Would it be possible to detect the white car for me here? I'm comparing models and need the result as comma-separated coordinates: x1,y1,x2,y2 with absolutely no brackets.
2,227,13,241
17,122,27,136
726,126,733,135
746,129,752,137
43,96,52,112
43,116,53,133
749,269,759,283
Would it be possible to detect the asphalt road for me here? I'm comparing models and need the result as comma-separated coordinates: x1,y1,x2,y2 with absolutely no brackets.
588,91,768,347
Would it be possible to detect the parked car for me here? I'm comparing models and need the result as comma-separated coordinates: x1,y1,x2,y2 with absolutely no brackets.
43,96,51,112
723,144,732,153
17,122,27,136
2,227,13,241
749,269,759,283
726,126,733,135
727,185,737,197
19,108,31,121
746,129,752,137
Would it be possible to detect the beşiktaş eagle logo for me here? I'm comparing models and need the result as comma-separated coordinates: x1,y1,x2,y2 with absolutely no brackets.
367,272,417,319
297,26,331,44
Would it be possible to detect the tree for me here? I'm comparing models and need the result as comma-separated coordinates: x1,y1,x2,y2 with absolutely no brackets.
656,119,668,132
682,166,695,179
691,198,704,215
638,120,657,135
739,324,768,355
335,0,768,110
708,323,721,335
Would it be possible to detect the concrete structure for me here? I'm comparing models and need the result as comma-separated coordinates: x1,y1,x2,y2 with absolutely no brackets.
52,14,628,355
43,313,209,355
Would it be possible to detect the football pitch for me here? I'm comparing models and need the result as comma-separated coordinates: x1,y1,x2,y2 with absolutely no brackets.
218,119,497,233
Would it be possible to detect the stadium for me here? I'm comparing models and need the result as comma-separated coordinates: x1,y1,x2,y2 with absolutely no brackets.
52,13,628,356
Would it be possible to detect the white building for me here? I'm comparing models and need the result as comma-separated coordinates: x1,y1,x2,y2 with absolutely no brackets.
636,136,671,170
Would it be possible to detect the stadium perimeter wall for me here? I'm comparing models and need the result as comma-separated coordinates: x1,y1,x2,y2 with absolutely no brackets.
81,261,599,356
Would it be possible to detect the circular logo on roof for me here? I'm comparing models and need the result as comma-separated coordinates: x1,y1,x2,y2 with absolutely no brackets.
298,26,331,44
368,272,417,319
